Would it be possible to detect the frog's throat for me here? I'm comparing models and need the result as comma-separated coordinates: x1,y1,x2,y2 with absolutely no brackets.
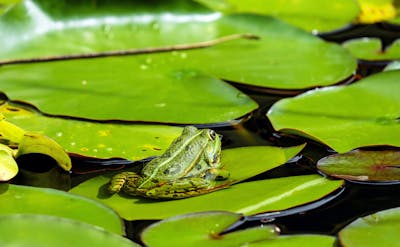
138,130,205,189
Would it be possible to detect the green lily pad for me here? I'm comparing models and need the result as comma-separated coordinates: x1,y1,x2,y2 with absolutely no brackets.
384,60,400,71
1,102,183,159
0,183,124,234
339,207,400,247
71,145,343,220
0,143,17,180
196,0,360,32
71,174,343,220
267,70,400,153
343,38,400,60
0,214,139,247
16,132,72,171
317,149,400,182
248,235,336,247
0,2,356,123
142,211,278,247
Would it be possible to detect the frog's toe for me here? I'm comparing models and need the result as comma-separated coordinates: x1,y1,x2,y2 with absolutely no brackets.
206,168,230,181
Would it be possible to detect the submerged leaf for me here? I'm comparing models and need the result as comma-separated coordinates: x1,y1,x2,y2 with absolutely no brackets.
339,207,400,247
0,143,17,181
267,70,400,153
317,149,400,182
0,184,124,234
141,211,278,247
16,132,72,171
0,214,139,247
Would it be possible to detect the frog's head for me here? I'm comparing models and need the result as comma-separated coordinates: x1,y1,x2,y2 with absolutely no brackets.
201,128,222,166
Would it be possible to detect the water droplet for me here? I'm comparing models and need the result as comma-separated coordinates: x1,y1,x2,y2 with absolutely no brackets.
80,147,89,152
145,57,152,64
93,148,98,153
180,52,187,59
155,103,166,107
56,132,63,137
151,21,160,31
70,142,76,146
106,147,113,152
140,64,148,70
81,80,88,86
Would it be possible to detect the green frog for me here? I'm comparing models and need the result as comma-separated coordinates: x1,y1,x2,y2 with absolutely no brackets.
108,126,230,199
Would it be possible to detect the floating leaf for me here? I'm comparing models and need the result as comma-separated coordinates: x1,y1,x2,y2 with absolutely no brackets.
343,38,400,60
0,112,25,146
317,149,400,182
0,2,356,122
0,143,17,180
71,145,342,220
384,60,400,71
0,184,124,234
0,214,139,247
339,207,400,247
16,132,72,171
72,174,342,220
356,0,396,23
142,211,277,247
248,234,336,247
0,102,183,159
267,70,400,153
196,0,360,32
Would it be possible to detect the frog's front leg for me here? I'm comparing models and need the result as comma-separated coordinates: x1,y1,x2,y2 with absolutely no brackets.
144,177,224,199
108,171,142,194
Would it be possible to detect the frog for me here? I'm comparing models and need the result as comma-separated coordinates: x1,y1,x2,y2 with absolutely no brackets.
108,126,230,199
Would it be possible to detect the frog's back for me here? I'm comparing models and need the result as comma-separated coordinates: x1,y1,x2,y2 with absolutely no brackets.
142,126,210,180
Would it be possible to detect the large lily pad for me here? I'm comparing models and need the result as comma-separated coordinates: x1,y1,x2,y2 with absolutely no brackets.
196,0,360,32
0,2,356,124
248,235,336,247
0,214,139,247
0,102,183,159
317,149,400,182
267,70,400,153
339,207,400,247
0,183,124,234
70,145,344,220
343,38,400,60
141,211,278,247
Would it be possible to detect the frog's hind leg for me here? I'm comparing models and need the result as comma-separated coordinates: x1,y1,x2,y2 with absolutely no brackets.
144,177,228,199
108,172,141,194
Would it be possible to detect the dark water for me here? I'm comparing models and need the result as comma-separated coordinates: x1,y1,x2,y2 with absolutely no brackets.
12,23,400,245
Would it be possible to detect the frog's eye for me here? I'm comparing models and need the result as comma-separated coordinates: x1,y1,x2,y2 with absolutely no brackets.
208,130,217,140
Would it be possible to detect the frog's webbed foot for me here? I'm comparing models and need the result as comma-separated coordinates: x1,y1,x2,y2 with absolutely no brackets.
205,168,230,181
108,172,141,194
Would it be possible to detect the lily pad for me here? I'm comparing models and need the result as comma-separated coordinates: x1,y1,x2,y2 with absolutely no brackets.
196,0,360,32
0,102,183,159
141,211,278,247
0,214,139,247
0,2,356,123
356,0,396,24
70,145,344,220
267,70,400,153
0,143,17,180
343,38,400,60
248,235,336,247
339,207,400,247
16,132,72,171
317,149,400,182
0,183,124,234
